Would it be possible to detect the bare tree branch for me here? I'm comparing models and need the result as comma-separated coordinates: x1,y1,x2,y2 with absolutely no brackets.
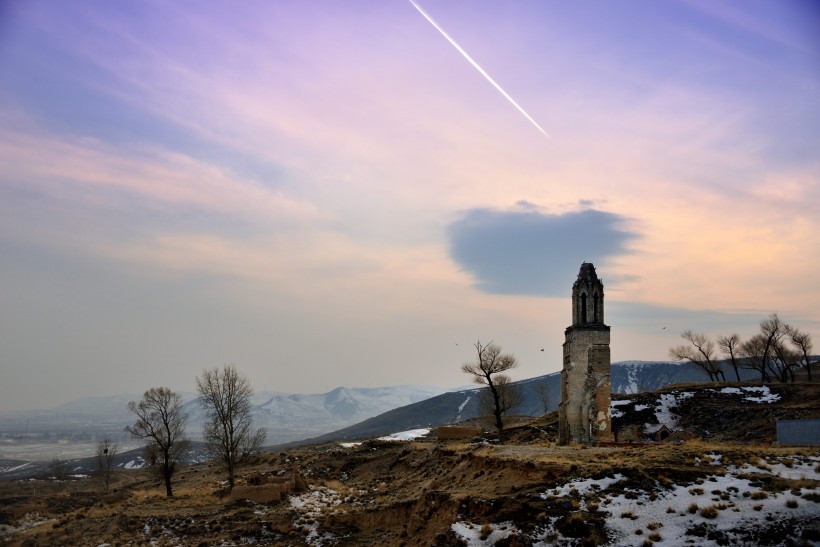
716,334,742,382
668,330,724,381
125,387,188,497
196,364,266,490
95,437,118,492
462,340,519,442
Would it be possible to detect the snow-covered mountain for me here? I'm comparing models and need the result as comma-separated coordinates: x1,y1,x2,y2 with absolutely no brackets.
246,385,447,443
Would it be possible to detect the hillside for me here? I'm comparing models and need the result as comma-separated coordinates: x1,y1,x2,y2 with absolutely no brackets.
1,382,817,546
283,361,744,446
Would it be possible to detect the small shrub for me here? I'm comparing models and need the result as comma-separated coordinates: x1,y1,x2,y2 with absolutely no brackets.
666,507,675,514
480,523,492,541
648,532,663,542
750,491,768,500
689,487,705,496
802,492,820,503
700,505,719,519
753,504,763,511
620,511,638,520
688,502,699,514
647,522,662,531
786,499,798,509
635,529,643,535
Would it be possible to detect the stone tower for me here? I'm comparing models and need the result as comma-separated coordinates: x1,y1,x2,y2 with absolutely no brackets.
559,262,612,445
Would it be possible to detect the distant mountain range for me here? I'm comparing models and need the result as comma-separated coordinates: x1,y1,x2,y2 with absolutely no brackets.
0,385,448,448
0,360,760,458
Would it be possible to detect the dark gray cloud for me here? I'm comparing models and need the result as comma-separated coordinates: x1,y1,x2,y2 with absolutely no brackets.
447,208,639,296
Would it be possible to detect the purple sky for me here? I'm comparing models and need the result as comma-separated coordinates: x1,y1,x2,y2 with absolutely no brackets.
1,1,818,410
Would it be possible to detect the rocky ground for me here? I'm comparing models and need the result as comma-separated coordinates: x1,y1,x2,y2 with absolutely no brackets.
1,383,818,546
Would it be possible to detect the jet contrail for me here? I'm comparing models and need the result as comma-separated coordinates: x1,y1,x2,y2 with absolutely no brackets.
409,0,550,139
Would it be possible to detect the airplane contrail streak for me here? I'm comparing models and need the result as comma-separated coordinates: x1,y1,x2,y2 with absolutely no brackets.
409,0,550,139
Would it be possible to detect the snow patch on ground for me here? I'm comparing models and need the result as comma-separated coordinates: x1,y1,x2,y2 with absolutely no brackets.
717,385,780,403
290,486,343,545
644,392,693,434
600,474,816,546
376,428,431,442
0,512,51,537
536,453,819,546
610,400,630,418
542,474,625,504
451,521,517,546
728,454,819,480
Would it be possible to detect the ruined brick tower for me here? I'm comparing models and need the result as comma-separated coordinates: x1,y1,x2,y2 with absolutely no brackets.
559,262,612,445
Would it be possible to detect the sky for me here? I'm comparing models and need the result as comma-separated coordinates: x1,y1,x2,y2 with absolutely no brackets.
1,0,818,411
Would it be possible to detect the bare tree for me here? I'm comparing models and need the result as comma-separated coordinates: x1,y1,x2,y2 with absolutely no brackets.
125,387,189,497
535,382,552,415
461,341,520,442
50,456,68,482
716,334,742,382
95,437,118,492
759,313,790,382
788,327,814,381
771,338,800,383
669,330,725,382
196,364,267,489
739,333,771,383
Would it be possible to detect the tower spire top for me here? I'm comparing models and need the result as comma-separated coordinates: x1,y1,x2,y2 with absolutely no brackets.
572,262,606,327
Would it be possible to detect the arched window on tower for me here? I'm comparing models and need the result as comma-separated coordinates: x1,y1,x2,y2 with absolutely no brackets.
581,292,587,323
593,293,599,323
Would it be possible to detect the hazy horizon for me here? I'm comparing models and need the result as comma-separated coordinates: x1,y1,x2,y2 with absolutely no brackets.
1,1,818,411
